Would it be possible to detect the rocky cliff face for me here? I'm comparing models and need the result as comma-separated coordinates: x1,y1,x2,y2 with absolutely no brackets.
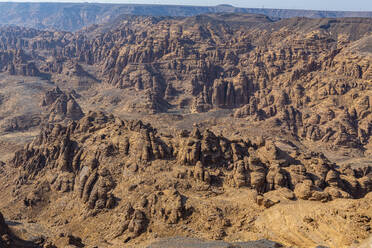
0,49,41,77
0,86,83,133
7,111,372,246
0,212,11,247
59,15,372,153
0,14,370,161
41,87,84,122
12,112,372,204
0,211,38,248
0,13,372,247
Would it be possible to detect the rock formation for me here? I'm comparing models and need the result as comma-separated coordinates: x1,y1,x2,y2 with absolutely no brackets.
0,12,371,248
41,87,84,122
0,212,39,248
6,111,372,246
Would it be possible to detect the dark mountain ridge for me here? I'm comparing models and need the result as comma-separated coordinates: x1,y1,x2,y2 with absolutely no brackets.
1,2,372,31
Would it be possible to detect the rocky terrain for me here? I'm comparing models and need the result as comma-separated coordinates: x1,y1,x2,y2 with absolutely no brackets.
1,3,372,31
0,11,371,248
0,210,40,247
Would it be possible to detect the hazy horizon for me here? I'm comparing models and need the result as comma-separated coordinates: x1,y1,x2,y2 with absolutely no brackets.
0,0,371,12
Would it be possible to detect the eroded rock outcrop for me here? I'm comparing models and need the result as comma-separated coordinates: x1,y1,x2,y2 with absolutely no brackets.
11,112,372,208
1,13,372,247
41,87,84,122
0,15,371,152
0,212,39,248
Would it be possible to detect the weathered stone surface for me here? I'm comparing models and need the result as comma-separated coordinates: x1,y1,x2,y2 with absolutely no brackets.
0,12,372,248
